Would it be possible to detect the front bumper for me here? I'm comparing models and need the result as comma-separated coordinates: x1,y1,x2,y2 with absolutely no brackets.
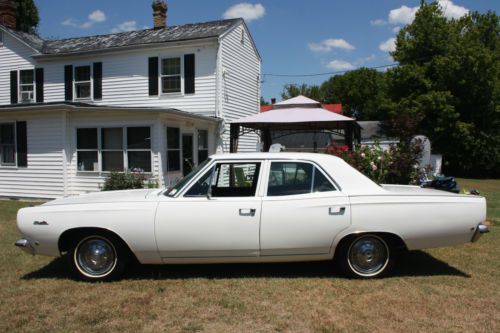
15,238,35,255
471,223,489,242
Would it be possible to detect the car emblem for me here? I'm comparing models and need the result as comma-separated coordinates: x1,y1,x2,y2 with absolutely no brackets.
33,221,49,226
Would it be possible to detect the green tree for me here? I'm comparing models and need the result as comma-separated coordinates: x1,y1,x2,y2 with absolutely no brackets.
281,83,322,101
386,2,499,177
16,0,40,34
320,68,389,120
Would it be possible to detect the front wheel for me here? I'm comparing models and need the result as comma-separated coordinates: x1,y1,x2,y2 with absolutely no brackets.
70,234,128,281
338,234,392,278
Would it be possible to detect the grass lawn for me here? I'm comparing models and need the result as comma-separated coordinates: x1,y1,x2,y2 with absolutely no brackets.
1,179,499,332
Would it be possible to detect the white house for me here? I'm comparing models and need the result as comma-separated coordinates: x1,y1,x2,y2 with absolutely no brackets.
0,0,261,199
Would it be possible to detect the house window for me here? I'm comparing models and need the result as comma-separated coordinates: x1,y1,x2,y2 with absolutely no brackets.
77,126,152,173
0,123,16,166
0,31,4,46
101,128,124,172
197,129,208,163
19,70,34,103
77,128,98,171
161,58,181,93
74,65,91,99
166,127,180,171
127,127,151,172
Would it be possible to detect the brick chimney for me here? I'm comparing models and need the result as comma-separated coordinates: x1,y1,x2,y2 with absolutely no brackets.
152,0,167,30
0,0,17,30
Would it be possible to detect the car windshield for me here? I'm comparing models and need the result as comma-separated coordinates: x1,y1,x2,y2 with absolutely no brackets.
165,158,212,197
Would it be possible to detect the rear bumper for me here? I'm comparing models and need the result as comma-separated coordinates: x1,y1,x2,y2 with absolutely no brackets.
15,238,35,255
471,223,489,242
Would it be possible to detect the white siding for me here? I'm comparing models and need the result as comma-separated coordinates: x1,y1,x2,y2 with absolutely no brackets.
38,44,218,117
219,24,261,152
0,111,65,198
0,33,36,104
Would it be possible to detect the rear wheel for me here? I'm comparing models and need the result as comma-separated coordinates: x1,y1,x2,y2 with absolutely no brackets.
338,234,392,278
70,233,128,281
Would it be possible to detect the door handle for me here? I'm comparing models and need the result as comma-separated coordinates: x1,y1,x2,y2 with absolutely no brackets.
239,208,256,217
329,206,346,216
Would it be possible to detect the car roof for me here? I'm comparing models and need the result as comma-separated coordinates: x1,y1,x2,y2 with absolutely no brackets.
210,152,341,162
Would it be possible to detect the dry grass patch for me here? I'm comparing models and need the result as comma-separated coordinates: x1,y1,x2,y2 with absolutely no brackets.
1,180,499,332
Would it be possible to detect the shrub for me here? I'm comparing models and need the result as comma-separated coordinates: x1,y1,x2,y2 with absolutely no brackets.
102,170,146,191
325,141,422,185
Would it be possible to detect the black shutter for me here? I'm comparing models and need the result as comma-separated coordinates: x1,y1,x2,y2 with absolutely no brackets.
184,54,195,94
64,65,73,101
93,62,102,100
35,68,44,103
16,121,27,167
148,57,159,96
10,71,18,104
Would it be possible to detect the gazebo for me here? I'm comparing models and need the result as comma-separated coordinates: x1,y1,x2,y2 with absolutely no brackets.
229,96,361,152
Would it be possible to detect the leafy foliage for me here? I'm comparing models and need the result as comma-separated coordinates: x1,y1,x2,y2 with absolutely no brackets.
386,3,500,177
324,142,422,185
15,0,40,34
102,172,146,191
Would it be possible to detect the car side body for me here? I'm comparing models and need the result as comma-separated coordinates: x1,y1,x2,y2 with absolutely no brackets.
16,153,488,280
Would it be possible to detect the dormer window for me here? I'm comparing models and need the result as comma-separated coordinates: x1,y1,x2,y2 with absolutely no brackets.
19,70,34,103
74,65,92,99
161,57,181,93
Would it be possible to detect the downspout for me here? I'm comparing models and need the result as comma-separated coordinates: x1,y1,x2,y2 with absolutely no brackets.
215,37,226,153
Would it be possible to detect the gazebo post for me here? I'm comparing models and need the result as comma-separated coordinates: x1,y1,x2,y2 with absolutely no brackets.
345,122,353,150
230,123,239,153
262,129,272,152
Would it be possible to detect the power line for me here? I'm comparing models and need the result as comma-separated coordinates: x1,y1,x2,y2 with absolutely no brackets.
262,63,398,78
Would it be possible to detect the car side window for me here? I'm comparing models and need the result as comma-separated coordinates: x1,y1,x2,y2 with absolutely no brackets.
267,162,335,196
185,162,261,197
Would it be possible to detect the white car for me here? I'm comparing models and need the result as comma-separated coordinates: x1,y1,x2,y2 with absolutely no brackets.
16,153,488,281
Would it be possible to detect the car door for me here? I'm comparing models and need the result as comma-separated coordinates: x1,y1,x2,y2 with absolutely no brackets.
260,161,351,256
155,161,262,260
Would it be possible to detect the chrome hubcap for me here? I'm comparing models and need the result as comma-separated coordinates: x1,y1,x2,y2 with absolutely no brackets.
77,238,116,276
348,236,388,275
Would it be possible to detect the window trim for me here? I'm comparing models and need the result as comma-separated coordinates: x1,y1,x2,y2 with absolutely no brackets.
0,122,17,167
159,56,183,95
76,125,153,174
73,64,93,101
166,126,181,173
16,69,36,104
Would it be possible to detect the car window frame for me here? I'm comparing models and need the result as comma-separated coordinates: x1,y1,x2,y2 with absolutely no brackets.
263,159,339,197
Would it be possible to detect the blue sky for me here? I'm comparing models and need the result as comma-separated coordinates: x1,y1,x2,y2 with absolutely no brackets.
35,0,499,101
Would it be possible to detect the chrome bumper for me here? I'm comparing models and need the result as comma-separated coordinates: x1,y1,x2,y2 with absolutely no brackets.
15,238,35,255
471,223,490,242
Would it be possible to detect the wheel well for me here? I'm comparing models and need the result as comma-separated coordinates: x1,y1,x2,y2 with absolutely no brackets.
58,227,136,260
333,232,407,260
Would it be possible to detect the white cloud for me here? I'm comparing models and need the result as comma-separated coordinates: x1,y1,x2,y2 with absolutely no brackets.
223,3,265,22
379,37,396,53
392,26,401,34
62,18,79,27
308,38,355,53
326,60,355,71
389,5,418,25
388,1,468,26
88,10,106,23
61,9,106,29
111,20,138,33
438,0,469,19
370,19,387,26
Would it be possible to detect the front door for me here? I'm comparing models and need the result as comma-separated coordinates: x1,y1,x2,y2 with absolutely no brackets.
260,161,351,256
155,161,262,260
182,134,193,176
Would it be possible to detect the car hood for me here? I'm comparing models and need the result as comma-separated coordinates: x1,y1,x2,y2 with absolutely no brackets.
43,189,162,206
